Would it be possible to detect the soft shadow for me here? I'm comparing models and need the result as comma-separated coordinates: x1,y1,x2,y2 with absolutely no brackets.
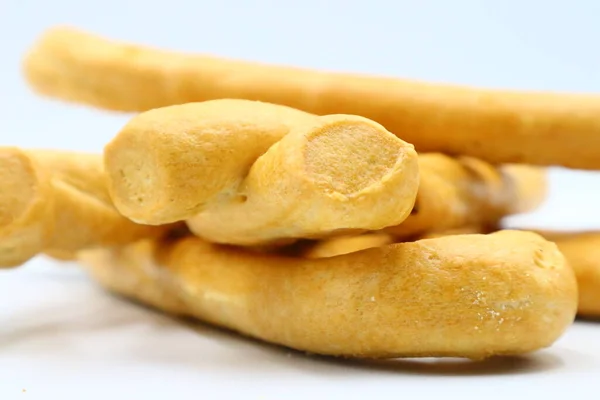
0,298,138,348
178,316,564,376
0,287,567,377
576,315,600,324
317,353,563,376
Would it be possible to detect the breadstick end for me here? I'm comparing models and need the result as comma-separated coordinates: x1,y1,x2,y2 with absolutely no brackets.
303,116,414,195
295,115,419,230
104,137,168,225
0,148,51,267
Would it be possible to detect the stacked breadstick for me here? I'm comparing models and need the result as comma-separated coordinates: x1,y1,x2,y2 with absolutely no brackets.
7,25,600,361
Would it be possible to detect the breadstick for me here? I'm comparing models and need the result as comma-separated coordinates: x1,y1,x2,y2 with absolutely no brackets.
0,147,172,267
301,227,489,259
383,154,547,239
23,26,600,170
415,228,599,318
79,230,577,359
104,99,419,246
301,228,488,260
301,232,394,259
529,231,600,318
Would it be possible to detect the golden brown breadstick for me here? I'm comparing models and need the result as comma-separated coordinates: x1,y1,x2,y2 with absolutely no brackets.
23,27,600,170
383,154,547,239
105,99,419,245
0,147,171,267
415,228,599,318
529,231,600,318
79,230,577,359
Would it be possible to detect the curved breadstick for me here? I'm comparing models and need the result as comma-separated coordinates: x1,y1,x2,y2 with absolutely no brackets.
530,231,600,318
23,27,600,170
105,99,419,245
0,147,172,267
78,230,576,359
383,154,547,239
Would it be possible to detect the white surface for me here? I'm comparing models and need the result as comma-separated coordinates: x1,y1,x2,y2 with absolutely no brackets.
0,259,599,399
2,0,600,398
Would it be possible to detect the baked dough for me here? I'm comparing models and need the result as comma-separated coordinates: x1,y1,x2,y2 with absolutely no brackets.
79,230,577,359
0,147,172,267
23,26,600,169
104,99,419,245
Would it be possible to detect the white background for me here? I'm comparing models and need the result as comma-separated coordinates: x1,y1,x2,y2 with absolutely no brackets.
1,0,600,398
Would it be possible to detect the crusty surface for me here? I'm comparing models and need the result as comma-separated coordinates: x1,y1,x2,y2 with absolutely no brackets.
384,154,547,239
105,99,419,245
23,27,600,170
0,147,172,267
79,230,577,359
418,228,599,318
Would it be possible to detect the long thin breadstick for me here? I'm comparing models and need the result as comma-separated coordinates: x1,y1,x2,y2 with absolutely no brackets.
23,27,600,170
531,231,600,318
0,147,173,267
79,230,577,359
383,154,547,239
104,99,419,246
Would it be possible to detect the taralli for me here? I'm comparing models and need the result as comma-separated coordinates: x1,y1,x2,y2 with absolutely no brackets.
383,154,547,239
104,99,419,245
23,26,600,169
0,147,172,267
532,231,600,318
79,230,577,359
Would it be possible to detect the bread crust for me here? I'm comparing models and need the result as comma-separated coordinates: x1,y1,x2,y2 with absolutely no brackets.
23,27,600,169
79,230,578,359
104,99,419,245
0,147,173,267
